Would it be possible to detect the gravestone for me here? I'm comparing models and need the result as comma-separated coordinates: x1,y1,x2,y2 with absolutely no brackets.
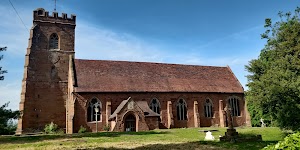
220,102,262,142
220,103,239,142
204,131,215,141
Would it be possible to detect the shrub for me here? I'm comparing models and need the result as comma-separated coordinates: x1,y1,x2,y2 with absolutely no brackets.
103,124,110,132
78,125,87,133
56,128,65,134
263,132,300,149
44,122,59,134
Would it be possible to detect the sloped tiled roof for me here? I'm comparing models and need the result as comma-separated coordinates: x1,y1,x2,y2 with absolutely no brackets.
135,101,160,117
109,98,130,120
73,59,244,93
109,97,160,120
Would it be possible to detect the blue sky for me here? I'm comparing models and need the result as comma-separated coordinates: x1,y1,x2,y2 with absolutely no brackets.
0,0,299,110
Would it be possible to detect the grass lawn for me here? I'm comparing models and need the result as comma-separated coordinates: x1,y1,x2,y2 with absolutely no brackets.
0,127,285,150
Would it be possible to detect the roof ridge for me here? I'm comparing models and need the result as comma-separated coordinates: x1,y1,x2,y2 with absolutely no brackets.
74,58,227,68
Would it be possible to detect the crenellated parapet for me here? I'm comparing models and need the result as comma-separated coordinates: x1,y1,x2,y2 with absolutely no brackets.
33,8,76,25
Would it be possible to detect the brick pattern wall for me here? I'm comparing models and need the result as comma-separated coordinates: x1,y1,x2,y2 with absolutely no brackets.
71,92,245,133
145,117,160,130
17,8,75,134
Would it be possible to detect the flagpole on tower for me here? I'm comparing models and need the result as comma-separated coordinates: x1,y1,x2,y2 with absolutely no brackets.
54,0,57,12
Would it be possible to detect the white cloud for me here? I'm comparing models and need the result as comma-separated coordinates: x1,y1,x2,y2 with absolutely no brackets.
75,21,165,62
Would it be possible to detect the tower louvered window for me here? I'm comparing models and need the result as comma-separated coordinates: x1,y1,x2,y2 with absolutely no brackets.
177,99,187,120
49,33,59,49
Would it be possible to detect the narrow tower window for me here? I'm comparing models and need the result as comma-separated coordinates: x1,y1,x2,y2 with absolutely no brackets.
49,33,59,49
204,98,213,118
177,98,187,120
87,98,101,122
149,98,160,114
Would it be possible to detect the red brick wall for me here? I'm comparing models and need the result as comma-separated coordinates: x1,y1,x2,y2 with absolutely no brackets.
145,117,160,130
17,9,75,134
72,92,245,132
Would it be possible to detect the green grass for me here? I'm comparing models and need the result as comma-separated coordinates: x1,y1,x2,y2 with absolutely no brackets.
0,127,285,150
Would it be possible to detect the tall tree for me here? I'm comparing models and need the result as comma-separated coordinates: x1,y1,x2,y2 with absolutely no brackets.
246,7,300,130
0,46,7,80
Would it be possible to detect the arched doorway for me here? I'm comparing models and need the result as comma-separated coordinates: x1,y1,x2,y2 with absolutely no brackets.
124,114,136,132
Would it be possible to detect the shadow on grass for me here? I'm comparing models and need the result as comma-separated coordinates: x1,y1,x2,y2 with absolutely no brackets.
0,131,169,144
89,141,278,150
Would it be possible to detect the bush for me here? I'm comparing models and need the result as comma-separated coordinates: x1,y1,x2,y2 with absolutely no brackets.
78,125,87,133
103,124,110,132
263,132,300,149
44,122,59,134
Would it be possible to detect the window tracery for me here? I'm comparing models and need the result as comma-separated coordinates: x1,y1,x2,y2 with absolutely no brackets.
204,98,213,118
149,98,160,114
177,98,187,120
87,98,101,122
228,97,240,116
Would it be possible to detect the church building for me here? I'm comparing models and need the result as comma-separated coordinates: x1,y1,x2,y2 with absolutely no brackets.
16,8,251,134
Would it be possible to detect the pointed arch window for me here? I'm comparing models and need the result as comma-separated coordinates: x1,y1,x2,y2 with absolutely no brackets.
228,97,240,116
49,33,59,49
177,98,187,120
149,98,160,114
204,98,213,118
87,98,101,122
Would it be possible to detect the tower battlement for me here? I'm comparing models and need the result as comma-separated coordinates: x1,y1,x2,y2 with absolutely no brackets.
33,8,76,25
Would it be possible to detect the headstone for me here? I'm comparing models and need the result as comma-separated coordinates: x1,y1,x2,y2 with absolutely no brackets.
204,131,215,141
220,102,239,142
225,105,234,129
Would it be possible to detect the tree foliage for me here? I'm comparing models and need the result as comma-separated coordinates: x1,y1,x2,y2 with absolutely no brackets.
263,131,300,149
0,47,19,135
0,46,7,80
0,102,19,135
246,7,300,131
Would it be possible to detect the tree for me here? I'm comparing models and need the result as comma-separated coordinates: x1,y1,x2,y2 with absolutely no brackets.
246,7,300,131
0,47,19,134
0,102,19,135
0,46,7,80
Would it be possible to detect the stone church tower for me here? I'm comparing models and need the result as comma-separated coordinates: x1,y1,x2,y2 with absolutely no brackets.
16,8,76,134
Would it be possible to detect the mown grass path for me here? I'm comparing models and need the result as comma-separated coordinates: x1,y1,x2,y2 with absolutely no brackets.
0,127,285,150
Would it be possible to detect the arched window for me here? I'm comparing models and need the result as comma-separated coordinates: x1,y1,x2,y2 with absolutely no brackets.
228,97,240,116
87,98,101,122
149,98,160,114
177,98,187,120
49,33,59,49
204,98,213,118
